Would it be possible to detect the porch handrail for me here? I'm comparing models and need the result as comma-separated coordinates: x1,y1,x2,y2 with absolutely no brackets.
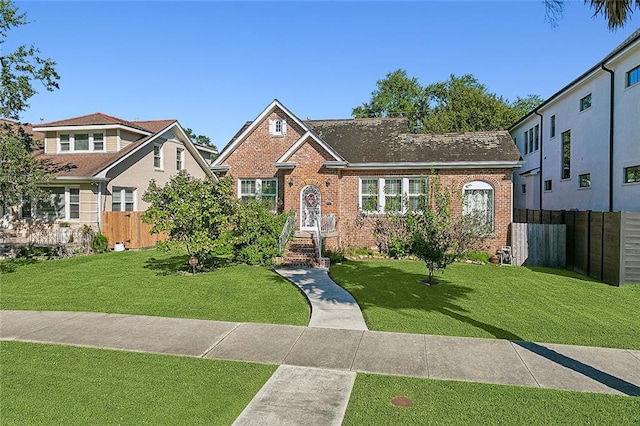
320,214,336,233
313,216,322,259
278,213,296,254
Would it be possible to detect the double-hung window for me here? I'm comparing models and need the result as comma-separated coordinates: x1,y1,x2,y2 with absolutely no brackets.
21,187,79,220
359,177,426,214
176,148,184,171
92,133,104,151
153,144,162,169
112,187,135,211
384,178,402,213
239,178,278,211
58,133,104,152
60,134,70,151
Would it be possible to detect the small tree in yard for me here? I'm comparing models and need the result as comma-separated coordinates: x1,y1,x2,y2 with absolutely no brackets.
142,172,237,268
407,175,457,284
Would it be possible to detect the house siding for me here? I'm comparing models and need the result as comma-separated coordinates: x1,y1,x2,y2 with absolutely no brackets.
220,107,514,253
106,138,207,212
106,129,118,152
510,37,639,213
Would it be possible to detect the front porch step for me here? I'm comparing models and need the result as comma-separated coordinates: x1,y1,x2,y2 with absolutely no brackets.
283,235,323,268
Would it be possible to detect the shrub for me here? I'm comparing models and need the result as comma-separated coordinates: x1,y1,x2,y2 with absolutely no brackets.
324,248,346,264
232,200,288,266
92,232,109,253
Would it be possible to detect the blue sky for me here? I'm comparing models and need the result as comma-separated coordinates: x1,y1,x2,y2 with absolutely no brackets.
11,1,639,148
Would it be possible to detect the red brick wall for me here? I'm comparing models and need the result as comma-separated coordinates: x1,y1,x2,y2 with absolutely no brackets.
219,109,514,254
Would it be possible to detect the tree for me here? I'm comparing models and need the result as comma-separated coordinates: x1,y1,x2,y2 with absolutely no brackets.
545,0,639,29
406,175,457,284
353,70,542,134
183,127,217,150
142,172,238,267
510,94,545,118
0,1,58,219
352,69,425,132
421,74,521,133
0,0,60,120
0,124,46,210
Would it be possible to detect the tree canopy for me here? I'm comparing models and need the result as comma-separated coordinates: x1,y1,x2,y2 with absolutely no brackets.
183,127,217,150
0,0,59,120
0,0,58,213
353,70,543,133
545,0,639,30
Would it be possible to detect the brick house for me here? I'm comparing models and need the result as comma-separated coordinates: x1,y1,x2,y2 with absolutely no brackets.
212,100,522,255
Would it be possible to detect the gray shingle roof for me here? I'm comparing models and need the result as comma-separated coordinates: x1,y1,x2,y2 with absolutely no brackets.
304,118,521,164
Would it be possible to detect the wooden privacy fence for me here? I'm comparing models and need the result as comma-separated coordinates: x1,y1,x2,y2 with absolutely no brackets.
102,211,167,249
514,209,640,286
511,223,566,267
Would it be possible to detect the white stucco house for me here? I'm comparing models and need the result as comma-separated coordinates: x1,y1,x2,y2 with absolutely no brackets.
509,29,640,212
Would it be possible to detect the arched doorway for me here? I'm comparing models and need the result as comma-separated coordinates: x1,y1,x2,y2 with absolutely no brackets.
300,185,321,231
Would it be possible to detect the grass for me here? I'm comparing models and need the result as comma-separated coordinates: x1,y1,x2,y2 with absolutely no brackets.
1,341,275,425
343,373,640,425
330,260,640,349
0,249,309,325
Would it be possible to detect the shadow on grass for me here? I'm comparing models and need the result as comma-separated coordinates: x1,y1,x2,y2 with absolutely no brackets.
0,258,40,274
333,260,639,396
523,266,605,284
143,255,235,276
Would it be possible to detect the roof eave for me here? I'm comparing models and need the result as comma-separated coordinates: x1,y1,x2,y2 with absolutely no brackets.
345,161,523,170
33,124,151,135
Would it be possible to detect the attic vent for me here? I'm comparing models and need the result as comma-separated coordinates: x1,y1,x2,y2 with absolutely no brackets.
269,119,286,136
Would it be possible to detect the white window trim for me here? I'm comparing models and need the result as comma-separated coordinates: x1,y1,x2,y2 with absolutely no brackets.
238,178,278,208
462,180,495,233
268,119,287,136
176,147,184,171
21,186,81,221
359,177,427,214
57,132,107,153
154,143,163,170
111,187,136,212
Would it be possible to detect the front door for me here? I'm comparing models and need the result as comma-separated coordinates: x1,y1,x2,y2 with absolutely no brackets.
300,185,321,231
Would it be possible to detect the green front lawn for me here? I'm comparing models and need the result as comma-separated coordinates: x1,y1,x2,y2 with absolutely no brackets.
344,373,640,425
330,260,640,349
0,250,309,325
1,342,275,425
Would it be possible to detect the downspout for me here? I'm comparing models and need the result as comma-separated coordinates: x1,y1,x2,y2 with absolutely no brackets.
601,64,614,212
97,181,103,230
534,109,544,210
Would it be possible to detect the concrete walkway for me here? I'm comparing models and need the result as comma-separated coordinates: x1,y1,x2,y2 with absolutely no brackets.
233,365,355,426
2,310,640,397
275,267,368,331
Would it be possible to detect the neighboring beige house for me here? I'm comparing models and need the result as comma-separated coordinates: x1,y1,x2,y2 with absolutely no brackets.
14,113,213,233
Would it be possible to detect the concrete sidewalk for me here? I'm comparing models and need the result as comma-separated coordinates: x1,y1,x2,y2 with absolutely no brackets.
2,310,639,397
275,267,368,331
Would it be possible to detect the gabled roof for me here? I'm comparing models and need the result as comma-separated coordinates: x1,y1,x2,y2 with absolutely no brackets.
217,100,523,170
30,113,212,180
213,99,310,166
